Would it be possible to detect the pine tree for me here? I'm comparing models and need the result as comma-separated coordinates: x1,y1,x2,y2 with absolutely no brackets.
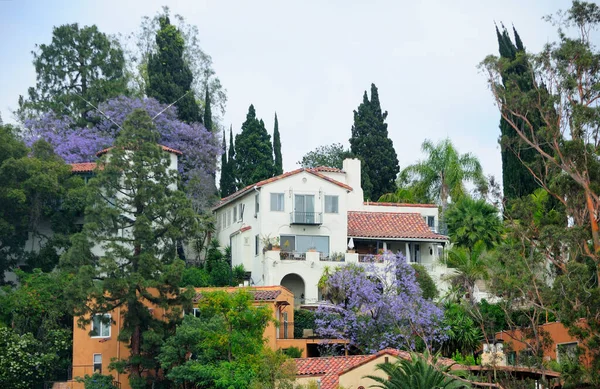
147,16,201,123
349,84,399,201
62,109,198,387
235,105,276,187
203,88,213,131
496,25,540,200
273,113,283,175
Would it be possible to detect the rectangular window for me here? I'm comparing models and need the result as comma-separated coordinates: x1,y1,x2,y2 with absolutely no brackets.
270,193,285,211
280,235,296,251
255,234,260,256
91,314,111,338
557,342,579,364
93,354,102,374
239,204,244,222
192,308,200,318
255,194,260,216
233,206,238,222
296,235,330,254
226,210,231,227
426,216,435,231
324,195,339,213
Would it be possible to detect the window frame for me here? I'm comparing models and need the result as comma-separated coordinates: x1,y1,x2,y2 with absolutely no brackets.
557,342,579,364
255,234,260,256
324,195,339,214
91,313,111,338
93,353,102,374
270,193,285,212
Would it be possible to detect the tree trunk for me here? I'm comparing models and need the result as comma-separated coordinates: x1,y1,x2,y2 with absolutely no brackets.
584,190,600,281
130,323,141,383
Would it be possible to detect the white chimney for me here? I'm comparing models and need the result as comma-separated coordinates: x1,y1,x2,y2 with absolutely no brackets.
343,158,364,209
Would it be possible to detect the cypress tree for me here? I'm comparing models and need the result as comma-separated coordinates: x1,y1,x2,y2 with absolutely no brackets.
235,105,276,187
349,84,399,201
147,16,201,123
273,113,283,175
219,129,228,196
227,126,236,192
496,24,540,200
203,88,213,131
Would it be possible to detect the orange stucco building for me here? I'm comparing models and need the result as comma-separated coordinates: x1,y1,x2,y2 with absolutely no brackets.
68,285,344,389
493,321,592,368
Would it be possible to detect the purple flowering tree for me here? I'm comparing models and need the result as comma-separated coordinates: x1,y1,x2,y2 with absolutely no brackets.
315,252,446,354
24,96,221,209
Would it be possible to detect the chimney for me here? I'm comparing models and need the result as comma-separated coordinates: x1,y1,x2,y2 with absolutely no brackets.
343,158,364,209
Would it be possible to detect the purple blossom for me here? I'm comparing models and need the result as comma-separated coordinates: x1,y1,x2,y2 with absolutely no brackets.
24,97,221,204
315,252,447,354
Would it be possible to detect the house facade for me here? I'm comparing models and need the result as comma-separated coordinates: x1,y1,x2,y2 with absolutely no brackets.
213,158,450,307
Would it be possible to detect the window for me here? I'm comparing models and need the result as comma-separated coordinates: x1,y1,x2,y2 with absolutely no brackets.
93,354,102,374
91,314,111,338
192,308,200,317
506,351,517,366
255,194,260,216
280,235,296,251
255,234,260,256
226,210,231,227
239,204,244,222
324,195,339,213
557,342,579,364
233,206,238,222
270,193,284,211
296,235,330,254
425,216,435,231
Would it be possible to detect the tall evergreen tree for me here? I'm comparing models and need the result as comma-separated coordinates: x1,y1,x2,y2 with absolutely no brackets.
349,84,399,200
203,87,213,131
496,25,540,200
147,16,201,123
273,113,283,175
62,109,198,388
219,129,229,197
235,105,275,187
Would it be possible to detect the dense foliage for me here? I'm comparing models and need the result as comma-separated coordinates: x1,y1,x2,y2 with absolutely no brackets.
315,253,446,353
18,23,128,126
273,113,283,175
234,104,276,187
349,83,399,200
147,16,201,123
445,197,503,250
298,143,352,169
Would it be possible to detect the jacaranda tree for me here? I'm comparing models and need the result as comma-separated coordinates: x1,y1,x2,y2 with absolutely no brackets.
315,252,446,354
23,96,221,210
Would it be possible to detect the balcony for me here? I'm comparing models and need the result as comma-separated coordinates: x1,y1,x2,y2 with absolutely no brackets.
290,211,323,225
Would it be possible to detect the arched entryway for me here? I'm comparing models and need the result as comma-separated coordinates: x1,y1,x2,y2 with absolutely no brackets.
280,273,305,307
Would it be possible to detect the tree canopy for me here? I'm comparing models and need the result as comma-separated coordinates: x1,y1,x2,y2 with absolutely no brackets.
234,105,276,187
298,143,352,169
349,84,399,200
18,23,128,126
147,16,201,123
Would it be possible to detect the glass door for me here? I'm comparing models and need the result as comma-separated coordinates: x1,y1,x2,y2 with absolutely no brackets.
294,194,315,223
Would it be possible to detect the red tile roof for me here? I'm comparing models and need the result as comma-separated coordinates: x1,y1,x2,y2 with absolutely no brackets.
214,168,353,210
70,162,98,173
348,211,448,241
295,349,459,389
365,201,439,208
96,144,183,157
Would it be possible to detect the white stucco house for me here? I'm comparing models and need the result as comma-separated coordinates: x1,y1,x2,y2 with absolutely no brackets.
213,158,451,306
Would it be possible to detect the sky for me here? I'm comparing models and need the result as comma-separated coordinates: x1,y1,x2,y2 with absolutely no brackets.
0,0,573,188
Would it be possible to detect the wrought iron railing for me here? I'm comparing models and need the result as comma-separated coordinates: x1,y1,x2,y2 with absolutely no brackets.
289,211,323,225
279,251,306,260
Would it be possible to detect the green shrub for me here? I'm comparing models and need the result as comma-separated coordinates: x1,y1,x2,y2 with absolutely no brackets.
282,346,303,358
411,264,438,299
181,267,210,287
78,373,118,389
294,309,316,339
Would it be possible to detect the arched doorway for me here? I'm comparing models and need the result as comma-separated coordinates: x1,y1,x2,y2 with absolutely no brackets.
280,273,305,307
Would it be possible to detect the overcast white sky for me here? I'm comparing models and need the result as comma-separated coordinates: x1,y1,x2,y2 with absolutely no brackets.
0,0,573,185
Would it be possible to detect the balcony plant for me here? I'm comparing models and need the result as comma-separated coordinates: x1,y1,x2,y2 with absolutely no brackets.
307,246,317,252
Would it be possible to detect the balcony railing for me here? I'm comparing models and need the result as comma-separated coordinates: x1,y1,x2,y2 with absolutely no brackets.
279,251,306,261
290,211,323,225
358,254,385,263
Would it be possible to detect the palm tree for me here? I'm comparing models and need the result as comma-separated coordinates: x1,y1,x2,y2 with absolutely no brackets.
399,138,485,209
443,241,489,303
364,353,470,388
445,197,503,250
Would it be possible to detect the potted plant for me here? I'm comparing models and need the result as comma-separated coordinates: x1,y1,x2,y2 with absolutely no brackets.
307,246,318,252
271,236,281,251
261,234,273,253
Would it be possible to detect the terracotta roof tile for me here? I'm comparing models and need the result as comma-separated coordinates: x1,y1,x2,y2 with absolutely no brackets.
214,168,352,210
96,144,183,157
348,211,448,241
365,201,438,208
295,349,461,389
70,162,98,173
